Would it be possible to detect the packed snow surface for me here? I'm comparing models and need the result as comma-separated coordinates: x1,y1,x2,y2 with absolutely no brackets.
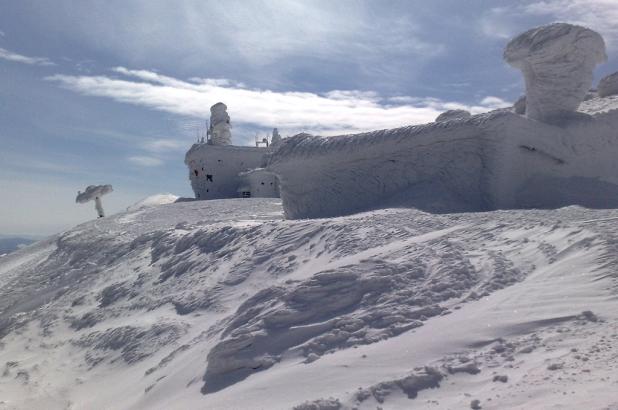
1,199,617,409
127,194,179,211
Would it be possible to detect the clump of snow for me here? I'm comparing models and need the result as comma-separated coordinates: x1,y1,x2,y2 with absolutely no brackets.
209,102,232,145
435,109,471,122
598,71,618,98
75,184,113,203
127,193,178,211
504,23,607,123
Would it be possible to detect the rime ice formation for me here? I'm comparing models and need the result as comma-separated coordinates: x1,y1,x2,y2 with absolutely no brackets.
598,71,618,98
504,23,607,123
435,109,471,122
75,184,113,218
209,102,232,145
266,24,618,220
269,103,618,219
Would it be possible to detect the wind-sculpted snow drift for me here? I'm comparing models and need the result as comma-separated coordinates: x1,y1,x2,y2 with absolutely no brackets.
267,23,618,220
1,200,618,409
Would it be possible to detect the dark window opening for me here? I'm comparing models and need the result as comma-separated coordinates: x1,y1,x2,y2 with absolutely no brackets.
201,167,204,171
217,159,222,162
206,189,209,192
194,170,199,176
261,182,265,185
206,174,213,182
270,182,273,185
241,191,251,198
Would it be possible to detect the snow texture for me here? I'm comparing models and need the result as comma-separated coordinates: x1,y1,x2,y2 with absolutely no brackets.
504,23,607,123
127,194,179,211
1,200,617,409
598,71,618,98
209,102,232,145
435,109,471,122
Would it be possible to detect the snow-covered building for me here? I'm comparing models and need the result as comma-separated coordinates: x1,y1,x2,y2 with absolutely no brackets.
185,103,280,199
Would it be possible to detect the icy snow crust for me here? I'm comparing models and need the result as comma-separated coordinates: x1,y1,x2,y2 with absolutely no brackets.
268,97,618,220
1,199,617,409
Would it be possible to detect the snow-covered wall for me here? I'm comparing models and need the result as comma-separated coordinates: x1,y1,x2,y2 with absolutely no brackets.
185,144,267,199
267,104,618,219
266,23,618,220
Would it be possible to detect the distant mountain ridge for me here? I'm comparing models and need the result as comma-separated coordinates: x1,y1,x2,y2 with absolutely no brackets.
0,236,37,256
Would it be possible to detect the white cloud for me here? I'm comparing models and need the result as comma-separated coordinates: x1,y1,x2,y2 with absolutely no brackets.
0,47,55,66
48,68,510,137
128,156,164,167
523,0,618,47
481,1,618,49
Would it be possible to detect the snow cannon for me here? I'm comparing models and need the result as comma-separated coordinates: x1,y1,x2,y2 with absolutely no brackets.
504,23,607,124
76,184,113,218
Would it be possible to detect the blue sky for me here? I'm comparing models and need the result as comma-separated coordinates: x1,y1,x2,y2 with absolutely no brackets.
1,0,617,236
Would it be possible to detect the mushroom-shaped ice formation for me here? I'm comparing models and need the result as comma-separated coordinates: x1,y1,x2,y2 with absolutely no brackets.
435,109,471,123
76,184,113,218
209,102,232,145
504,23,607,123
598,71,618,98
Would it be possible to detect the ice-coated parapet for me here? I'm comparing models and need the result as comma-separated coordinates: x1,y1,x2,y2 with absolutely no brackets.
209,102,232,145
504,23,607,123
435,109,471,123
513,95,526,115
598,71,618,98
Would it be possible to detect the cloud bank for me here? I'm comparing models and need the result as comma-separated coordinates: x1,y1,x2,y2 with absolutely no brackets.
0,47,54,66
48,67,511,137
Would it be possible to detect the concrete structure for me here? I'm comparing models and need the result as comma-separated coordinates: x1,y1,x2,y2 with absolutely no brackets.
238,168,279,198
185,144,268,199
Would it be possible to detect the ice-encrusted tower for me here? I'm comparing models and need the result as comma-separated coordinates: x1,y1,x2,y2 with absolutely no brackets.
209,102,232,145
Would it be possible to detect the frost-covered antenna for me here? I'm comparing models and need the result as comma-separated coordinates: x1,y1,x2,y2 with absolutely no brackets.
76,184,113,218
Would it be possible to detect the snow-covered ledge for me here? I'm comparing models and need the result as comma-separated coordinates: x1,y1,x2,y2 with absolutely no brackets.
504,23,606,124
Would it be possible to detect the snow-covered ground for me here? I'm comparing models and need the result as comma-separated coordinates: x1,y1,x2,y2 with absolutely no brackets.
0,198,617,409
